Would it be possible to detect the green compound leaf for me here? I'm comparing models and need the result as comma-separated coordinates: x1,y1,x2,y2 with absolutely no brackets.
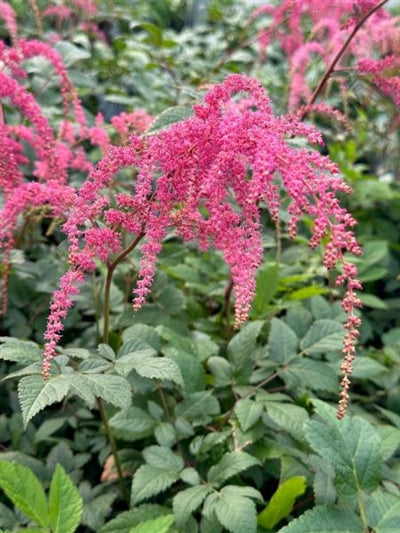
115,353,183,386
305,415,382,503
207,451,260,488
79,374,131,410
204,485,261,533
234,398,263,431
268,318,298,364
109,406,155,441
278,505,363,533
300,319,344,355
129,514,174,533
48,464,83,533
252,263,279,316
18,375,70,428
258,476,307,529
365,490,400,533
0,339,41,363
99,505,172,533
131,465,179,505
143,446,184,471
0,460,48,528
173,485,212,527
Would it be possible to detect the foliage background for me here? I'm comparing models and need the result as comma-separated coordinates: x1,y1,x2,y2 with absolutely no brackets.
0,1,399,532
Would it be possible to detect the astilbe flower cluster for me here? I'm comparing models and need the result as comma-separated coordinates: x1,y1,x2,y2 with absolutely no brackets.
250,0,400,111
0,3,149,314
41,74,363,419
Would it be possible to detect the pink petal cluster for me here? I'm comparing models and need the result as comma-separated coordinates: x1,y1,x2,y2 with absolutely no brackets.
111,111,154,142
42,75,362,396
250,0,399,111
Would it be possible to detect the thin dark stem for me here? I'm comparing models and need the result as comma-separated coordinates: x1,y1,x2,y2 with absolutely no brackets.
96,397,129,504
103,232,144,344
299,0,389,120
223,277,234,333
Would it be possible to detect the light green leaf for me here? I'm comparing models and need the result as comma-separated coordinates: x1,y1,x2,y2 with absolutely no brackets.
207,486,258,533
280,359,338,392
173,485,212,526
0,339,41,363
266,402,309,441
365,490,400,533
114,349,157,375
359,294,388,309
155,422,176,447
227,321,264,379
174,392,220,425
80,374,131,409
0,461,48,527
129,515,174,533
278,505,363,533
147,106,193,134
143,446,184,471
18,375,70,428
289,285,328,300
258,476,307,529
98,344,116,362
121,323,161,351
208,356,232,387
179,467,200,486
116,354,183,386
54,41,90,65
300,319,344,355
305,415,382,502
252,264,279,315
131,466,179,505
234,399,263,431
377,426,400,461
268,318,298,364
207,451,259,488
48,464,82,533
109,407,155,441
100,505,173,533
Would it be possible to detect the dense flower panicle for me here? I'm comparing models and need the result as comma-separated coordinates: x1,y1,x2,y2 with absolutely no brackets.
0,1,18,43
111,111,154,142
358,55,400,107
250,0,400,111
42,75,362,389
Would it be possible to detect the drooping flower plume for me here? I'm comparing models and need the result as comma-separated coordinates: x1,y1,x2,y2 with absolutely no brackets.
42,75,363,416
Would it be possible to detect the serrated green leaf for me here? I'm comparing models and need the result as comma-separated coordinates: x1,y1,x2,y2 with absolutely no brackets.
79,374,131,409
365,490,400,533
121,324,161,351
268,318,298,364
98,344,116,362
179,467,200,486
143,446,184,471
278,505,363,533
300,319,344,355
280,359,338,392
99,505,173,533
155,422,176,447
258,476,307,529
131,466,179,505
109,407,155,441
377,426,400,461
359,294,388,309
289,285,328,300
164,349,205,391
208,486,258,533
252,264,279,315
207,356,232,387
234,399,263,431
129,514,174,533
63,373,96,408
0,340,41,363
305,415,382,502
227,321,264,379
146,106,193,134
116,354,183,386
207,451,259,488
173,485,212,526
18,375,70,428
48,464,82,533
0,461,48,527
174,391,220,425
266,402,309,440
286,307,313,338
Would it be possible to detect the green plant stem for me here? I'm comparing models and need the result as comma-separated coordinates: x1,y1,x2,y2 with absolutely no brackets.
103,233,144,344
98,232,144,505
96,397,129,505
299,0,389,120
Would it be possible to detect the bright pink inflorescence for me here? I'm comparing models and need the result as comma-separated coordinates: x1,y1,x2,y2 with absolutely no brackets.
40,75,363,418
250,0,400,111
